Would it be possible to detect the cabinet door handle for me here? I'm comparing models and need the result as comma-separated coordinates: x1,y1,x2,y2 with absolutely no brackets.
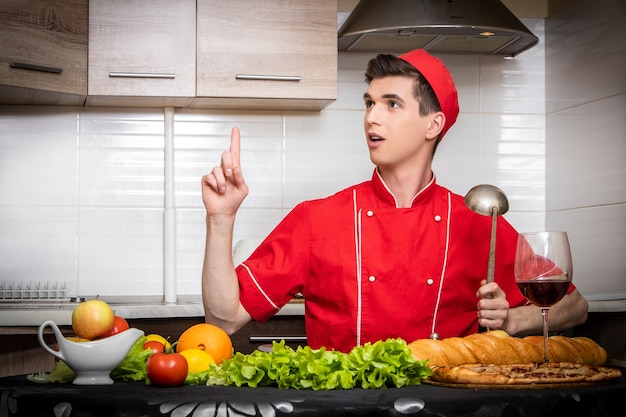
249,336,307,343
9,62,62,74
109,72,176,79
235,74,301,82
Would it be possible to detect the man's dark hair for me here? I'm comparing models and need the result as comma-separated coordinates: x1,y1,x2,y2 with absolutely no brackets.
365,54,444,154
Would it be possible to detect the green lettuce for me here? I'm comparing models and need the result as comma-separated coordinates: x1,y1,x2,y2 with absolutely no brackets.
348,338,432,389
110,336,151,381
27,360,75,384
185,369,214,386
211,338,431,390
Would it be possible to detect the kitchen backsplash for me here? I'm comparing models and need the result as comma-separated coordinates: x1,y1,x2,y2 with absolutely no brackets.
0,0,624,304
543,0,625,301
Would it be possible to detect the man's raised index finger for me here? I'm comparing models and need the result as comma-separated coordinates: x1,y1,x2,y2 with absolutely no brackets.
230,127,241,167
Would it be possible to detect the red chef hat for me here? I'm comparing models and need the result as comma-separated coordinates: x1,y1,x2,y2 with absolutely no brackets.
399,49,459,140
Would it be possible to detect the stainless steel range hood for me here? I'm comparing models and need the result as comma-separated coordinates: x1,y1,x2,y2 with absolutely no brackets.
338,0,539,57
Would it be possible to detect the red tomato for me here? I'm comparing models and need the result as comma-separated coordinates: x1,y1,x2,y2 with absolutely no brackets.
146,352,188,387
109,316,130,336
144,340,165,354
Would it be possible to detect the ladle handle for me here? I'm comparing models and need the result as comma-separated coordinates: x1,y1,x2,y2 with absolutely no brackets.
487,206,498,288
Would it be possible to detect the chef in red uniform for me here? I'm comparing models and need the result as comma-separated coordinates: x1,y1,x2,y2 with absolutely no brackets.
201,49,588,353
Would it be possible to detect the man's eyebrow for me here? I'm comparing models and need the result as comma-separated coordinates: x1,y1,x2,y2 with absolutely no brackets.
362,92,406,103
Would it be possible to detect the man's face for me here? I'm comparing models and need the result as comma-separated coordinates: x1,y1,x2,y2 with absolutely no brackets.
363,76,437,171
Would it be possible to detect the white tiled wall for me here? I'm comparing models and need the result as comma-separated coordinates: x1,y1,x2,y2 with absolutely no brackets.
0,3,623,303
544,0,626,300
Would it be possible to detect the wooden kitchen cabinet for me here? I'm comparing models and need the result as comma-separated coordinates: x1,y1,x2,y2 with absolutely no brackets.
193,0,337,111
86,0,196,107
1,0,337,111
230,315,307,354
0,0,88,105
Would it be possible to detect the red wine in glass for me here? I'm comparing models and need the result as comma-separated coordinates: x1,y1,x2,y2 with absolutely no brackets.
517,279,570,307
515,232,573,362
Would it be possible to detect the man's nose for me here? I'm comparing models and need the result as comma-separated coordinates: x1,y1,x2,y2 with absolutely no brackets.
365,104,381,125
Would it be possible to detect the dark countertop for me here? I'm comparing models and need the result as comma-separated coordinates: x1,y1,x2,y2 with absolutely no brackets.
0,373,623,417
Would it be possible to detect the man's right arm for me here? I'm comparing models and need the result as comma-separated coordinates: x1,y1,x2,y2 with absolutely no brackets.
200,127,252,334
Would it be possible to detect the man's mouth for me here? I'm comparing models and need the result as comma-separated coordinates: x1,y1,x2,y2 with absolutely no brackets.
368,133,385,142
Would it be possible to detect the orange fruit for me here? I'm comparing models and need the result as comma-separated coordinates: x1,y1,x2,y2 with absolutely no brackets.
176,323,233,364
66,336,91,343
180,348,216,373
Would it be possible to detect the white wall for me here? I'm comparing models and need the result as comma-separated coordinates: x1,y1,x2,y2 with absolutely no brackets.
544,0,626,300
0,8,622,304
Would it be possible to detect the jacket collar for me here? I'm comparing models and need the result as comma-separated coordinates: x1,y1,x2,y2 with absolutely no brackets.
371,168,436,208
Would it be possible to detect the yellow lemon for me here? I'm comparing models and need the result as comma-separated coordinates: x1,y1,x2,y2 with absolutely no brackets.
179,348,215,373
145,334,171,349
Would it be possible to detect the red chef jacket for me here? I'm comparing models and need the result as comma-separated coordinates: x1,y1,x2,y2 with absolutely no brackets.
236,170,575,353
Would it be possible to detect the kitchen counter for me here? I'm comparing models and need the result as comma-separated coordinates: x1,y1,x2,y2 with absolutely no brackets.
0,301,305,327
587,299,626,313
0,299,624,327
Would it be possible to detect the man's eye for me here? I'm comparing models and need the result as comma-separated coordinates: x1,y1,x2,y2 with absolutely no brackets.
365,100,374,108
390,101,400,108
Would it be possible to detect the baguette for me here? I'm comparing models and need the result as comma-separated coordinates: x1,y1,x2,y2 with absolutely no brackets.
408,331,607,367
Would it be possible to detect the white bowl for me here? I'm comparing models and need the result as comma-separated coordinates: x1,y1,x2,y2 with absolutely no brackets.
38,320,143,385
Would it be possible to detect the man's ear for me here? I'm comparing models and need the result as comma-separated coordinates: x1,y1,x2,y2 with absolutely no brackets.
426,112,445,140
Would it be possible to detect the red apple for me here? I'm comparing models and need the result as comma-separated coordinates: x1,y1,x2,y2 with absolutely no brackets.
109,315,130,336
71,299,115,339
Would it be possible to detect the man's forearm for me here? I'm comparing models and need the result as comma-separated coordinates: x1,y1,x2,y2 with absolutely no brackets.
505,289,589,336
201,215,251,334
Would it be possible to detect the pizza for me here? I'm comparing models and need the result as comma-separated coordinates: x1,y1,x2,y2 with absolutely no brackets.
429,362,622,386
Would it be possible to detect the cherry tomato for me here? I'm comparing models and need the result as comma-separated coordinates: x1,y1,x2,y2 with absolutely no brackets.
146,352,188,387
109,316,130,336
145,333,171,349
144,340,166,354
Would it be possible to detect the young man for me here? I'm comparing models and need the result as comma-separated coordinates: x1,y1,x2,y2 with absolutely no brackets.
201,49,588,353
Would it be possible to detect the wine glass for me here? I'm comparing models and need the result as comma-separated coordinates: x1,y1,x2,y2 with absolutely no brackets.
514,231,573,362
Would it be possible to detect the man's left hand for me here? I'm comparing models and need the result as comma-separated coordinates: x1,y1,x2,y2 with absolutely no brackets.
476,280,509,330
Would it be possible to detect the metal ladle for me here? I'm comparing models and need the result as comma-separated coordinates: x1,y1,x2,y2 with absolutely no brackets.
464,184,510,285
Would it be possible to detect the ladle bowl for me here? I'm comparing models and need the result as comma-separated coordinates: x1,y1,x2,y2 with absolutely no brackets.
464,184,510,286
464,184,509,217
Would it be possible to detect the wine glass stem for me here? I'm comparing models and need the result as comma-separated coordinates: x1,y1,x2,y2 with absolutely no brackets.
541,307,550,362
